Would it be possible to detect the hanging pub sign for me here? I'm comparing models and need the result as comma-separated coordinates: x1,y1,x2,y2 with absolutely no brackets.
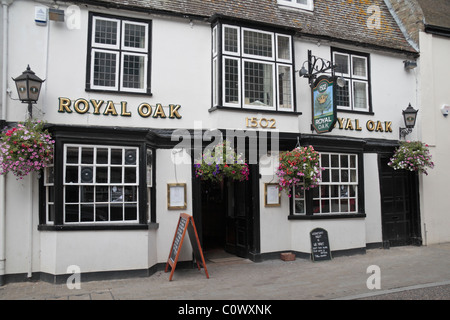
312,76,337,134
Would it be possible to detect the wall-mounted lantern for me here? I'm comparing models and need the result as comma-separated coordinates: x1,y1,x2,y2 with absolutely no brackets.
399,103,419,139
12,65,45,118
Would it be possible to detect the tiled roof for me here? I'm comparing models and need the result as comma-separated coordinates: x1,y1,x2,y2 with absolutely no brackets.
417,0,450,30
80,0,416,53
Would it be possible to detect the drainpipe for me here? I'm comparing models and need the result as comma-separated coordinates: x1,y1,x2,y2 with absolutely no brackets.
0,0,14,287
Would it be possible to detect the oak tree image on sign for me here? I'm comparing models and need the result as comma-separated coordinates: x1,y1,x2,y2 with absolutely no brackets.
312,76,337,134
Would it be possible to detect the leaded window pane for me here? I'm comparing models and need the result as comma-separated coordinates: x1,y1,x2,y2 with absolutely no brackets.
243,29,273,58
93,51,117,87
122,54,145,89
244,61,274,107
94,18,118,46
123,22,146,49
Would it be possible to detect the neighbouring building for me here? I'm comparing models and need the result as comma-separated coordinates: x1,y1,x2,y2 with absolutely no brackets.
385,0,450,246
1,0,436,285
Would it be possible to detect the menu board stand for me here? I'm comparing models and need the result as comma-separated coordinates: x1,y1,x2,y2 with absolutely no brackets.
165,213,209,281
310,227,332,261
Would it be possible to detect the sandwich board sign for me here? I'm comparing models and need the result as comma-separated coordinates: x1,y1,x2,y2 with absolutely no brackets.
165,213,209,281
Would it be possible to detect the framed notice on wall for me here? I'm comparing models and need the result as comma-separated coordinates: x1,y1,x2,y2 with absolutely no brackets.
167,183,187,210
265,183,281,207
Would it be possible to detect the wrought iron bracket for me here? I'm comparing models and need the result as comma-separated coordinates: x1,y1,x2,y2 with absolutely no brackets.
299,50,337,87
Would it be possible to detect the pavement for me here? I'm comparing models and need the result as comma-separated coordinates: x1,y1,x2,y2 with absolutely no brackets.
0,243,449,302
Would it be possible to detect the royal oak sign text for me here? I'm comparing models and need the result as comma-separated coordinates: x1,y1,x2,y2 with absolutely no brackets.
58,97,182,119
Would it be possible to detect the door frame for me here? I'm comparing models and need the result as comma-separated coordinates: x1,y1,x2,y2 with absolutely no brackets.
192,163,260,260
378,154,422,247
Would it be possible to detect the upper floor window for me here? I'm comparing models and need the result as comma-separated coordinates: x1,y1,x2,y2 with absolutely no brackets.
332,49,371,113
213,23,295,112
86,13,151,94
277,0,314,11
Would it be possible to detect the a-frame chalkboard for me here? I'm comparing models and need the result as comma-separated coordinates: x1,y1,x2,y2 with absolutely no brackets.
165,213,209,281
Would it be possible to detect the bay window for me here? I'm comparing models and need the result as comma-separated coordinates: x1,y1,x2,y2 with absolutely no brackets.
213,23,295,112
39,129,155,229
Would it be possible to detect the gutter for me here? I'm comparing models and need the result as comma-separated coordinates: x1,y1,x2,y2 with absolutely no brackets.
0,0,14,287
424,24,450,38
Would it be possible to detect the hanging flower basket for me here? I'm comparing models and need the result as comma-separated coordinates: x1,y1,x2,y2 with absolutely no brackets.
0,119,55,179
194,139,249,183
388,140,434,175
276,145,323,196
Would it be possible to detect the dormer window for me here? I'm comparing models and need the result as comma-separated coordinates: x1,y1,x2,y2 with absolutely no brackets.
277,0,314,11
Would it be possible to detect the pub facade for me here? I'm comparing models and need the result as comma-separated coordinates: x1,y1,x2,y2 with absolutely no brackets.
0,0,424,284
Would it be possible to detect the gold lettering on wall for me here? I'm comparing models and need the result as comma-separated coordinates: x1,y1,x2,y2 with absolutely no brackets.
334,118,393,133
57,97,182,120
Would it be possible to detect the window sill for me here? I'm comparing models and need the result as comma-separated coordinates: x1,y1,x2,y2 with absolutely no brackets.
288,213,366,220
337,109,374,116
85,88,153,97
209,105,302,116
38,222,159,231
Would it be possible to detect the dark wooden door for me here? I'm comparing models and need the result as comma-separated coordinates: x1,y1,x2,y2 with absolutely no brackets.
225,177,252,258
379,156,421,247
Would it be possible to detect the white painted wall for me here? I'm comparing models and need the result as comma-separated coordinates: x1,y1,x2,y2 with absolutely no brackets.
155,149,193,263
364,153,383,244
418,31,450,245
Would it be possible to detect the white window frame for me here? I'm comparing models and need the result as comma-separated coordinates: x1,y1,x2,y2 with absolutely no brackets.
89,14,150,93
223,56,241,108
352,79,369,111
277,63,294,112
92,16,120,50
293,184,306,215
223,25,241,56
216,24,294,111
277,0,314,12
120,52,148,93
121,20,149,53
241,27,274,61
44,165,55,225
242,59,276,110
63,144,139,224
351,55,368,80
90,48,120,91
313,152,358,215
276,34,292,63
333,51,370,112
212,25,218,57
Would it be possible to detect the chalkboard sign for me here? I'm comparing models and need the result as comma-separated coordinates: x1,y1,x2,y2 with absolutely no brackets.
165,213,209,281
169,215,187,263
310,228,332,261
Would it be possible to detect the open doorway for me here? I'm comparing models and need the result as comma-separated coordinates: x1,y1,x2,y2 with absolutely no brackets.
200,176,254,260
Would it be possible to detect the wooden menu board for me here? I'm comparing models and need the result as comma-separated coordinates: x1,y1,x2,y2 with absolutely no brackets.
165,213,209,281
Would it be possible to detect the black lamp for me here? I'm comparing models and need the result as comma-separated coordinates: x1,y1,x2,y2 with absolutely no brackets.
399,103,418,139
12,65,45,118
